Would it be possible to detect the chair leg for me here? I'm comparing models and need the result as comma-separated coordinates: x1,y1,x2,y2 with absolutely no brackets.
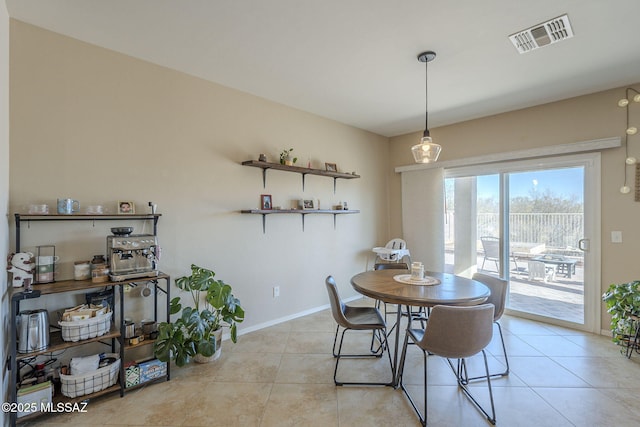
462,321,509,382
398,331,427,426
333,325,393,386
448,353,496,425
370,326,387,354
496,322,509,376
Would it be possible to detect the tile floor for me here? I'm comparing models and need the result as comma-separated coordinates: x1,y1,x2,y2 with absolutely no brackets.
19,298,640,427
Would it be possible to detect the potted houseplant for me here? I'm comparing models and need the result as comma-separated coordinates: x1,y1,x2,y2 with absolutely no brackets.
602,280,640,344
154,264,245,366
279,148,297,166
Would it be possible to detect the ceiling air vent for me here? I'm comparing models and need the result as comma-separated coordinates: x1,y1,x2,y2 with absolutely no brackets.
509,14,574,54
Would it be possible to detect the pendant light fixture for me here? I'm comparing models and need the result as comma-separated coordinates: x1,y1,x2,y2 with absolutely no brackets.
412,51,442,163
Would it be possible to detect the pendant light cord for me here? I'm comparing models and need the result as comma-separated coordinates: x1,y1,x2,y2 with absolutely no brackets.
424,59,430,137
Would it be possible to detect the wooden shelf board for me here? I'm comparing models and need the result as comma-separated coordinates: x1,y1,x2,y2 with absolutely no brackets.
124,338,156,350
15,214,161,221
242,160,360,179
241,209,360,214
16,327,121,361
10,273,170,297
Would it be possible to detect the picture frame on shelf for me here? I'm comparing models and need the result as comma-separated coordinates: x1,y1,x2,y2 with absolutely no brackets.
117,201,135,214
302,199,315,210
260,194,272,210
325,162,337,172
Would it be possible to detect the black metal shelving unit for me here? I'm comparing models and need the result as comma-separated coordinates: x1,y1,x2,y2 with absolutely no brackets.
7,213,169,426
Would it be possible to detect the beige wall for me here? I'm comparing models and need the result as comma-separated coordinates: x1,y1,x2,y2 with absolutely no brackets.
1,1,10,424
8,21,390,332
389,87,640,328
10,17,640,342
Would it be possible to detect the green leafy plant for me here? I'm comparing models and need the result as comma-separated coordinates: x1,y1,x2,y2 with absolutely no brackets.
154,264,245,366
279,148,297,165
602,280,640,344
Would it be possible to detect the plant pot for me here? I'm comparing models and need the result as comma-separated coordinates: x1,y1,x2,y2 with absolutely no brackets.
194,329,222,363
284,158,294,166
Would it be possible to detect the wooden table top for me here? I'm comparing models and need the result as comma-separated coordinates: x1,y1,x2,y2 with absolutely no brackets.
350,269,490,307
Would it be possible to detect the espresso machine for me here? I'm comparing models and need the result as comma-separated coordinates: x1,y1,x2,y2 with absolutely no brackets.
107,234,159,281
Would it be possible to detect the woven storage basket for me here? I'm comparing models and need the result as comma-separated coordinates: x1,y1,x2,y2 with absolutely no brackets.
58,311,112,342
60,353,120,398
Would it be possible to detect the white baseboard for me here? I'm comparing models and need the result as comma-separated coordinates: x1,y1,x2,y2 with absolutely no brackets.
235,294,364,337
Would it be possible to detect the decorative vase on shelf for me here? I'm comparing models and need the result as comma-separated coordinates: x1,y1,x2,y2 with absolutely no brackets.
285,156,294,166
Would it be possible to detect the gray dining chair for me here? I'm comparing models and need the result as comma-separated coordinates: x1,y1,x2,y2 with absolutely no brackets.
398,304,497,426
471,272,510,379
325,276,394,386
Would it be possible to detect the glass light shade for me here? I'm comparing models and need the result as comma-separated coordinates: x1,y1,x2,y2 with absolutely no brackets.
627,126,638,135
412,136,442,163
634,94,640,103
619,98,630,107
620,185,631,194
626,157,637,165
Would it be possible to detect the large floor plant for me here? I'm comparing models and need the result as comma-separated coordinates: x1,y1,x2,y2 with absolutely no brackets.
154,264,245,366
602,280,640,345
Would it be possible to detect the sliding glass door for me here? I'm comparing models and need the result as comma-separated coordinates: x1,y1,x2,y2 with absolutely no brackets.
444,154,600,331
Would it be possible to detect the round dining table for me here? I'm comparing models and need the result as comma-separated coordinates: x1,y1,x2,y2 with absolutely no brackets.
350,268,490,386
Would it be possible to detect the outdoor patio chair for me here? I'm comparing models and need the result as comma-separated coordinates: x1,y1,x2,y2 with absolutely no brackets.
480,236,500,271
480,236,520,273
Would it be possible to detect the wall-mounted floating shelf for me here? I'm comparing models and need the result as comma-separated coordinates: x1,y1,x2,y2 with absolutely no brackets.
241,209,360,233
241,160,360,193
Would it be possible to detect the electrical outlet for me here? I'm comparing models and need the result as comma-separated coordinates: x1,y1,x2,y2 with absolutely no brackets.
611,231,623,243
273,286,280,298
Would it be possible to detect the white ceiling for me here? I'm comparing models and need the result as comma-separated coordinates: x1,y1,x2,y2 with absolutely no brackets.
6,0,640,137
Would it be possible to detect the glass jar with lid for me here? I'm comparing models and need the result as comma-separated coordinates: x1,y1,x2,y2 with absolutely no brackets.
91,264,109,283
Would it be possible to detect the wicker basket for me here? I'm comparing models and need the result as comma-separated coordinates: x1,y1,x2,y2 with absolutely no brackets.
60,353,120,398
58,311,112,342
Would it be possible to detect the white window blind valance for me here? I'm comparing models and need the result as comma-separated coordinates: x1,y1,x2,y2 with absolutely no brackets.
395,137,620,173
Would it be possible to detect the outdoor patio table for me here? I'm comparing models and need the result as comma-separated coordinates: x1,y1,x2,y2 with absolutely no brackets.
532,255,578,278
350,269,490,387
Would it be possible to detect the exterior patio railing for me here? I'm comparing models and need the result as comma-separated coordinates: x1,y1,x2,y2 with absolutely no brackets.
445,212,584,250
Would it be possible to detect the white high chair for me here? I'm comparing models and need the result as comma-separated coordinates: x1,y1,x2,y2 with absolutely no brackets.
372,238,411,264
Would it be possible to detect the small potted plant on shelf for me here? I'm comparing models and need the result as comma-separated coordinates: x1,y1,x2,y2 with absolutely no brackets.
154,264,245,366
602,280,640,345
279,148,297,166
